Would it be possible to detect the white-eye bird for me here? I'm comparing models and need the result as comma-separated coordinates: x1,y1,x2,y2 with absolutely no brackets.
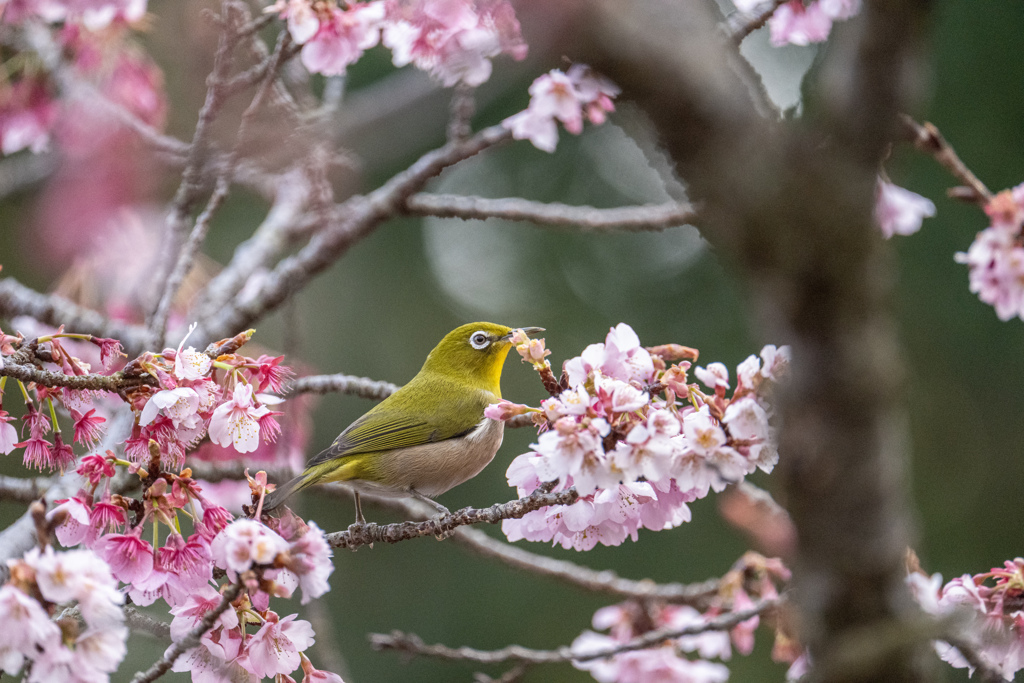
264,323,543,523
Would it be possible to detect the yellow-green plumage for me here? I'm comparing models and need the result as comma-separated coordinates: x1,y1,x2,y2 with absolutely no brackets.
264,323,542,519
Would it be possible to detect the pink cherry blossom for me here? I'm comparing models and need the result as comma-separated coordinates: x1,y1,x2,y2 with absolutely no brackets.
76,452,116,485
769,0,833,46
16,435,53,471
0,410,17,454
49,495,95,547
695,363,730,391
211,518,289,577
247,613,316,678
209,384,270,453
280,521,334,604
504,107,559,152
0,584,62,673
140,386,201,429
70,408,106,445
169,585,240,642
99,526,155,584
0,79,58,156
875,179,935,238
173,323,213,380
301,3,385,76
956,224,1024,321
382,0,525,86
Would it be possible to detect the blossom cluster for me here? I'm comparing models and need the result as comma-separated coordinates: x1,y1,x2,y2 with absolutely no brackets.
0,326,124,469
488,323,789,551
1,546,126,682
49,464,337,681
908,558,1024,681
269,0,526,85
503,65,620,153
955,185,1024,321
0,323,293,476
571,553,797,683
734,0,861,47
0,0,159,157
0,317,343,680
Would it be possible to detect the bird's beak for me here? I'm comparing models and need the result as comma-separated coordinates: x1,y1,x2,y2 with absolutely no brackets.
501,327,545,342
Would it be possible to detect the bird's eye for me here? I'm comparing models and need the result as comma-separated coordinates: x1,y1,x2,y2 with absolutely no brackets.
470,331,490,349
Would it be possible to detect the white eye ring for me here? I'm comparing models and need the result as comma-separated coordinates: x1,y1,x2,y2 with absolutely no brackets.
470,331,490,350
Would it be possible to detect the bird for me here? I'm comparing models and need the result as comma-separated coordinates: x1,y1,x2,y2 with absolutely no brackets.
263,323,544,524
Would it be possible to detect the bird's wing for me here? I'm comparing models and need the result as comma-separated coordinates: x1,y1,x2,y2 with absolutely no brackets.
307,382,491,466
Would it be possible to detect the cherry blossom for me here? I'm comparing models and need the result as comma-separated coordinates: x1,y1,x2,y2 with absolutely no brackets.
504,64,619,153
0,78,58,156
497,324,788,549
875,180,936,238
571,601,731,683
382,0,526,86
300,3,385,76
0,410,17,454
907,558,1024,681
211,518,289,577
209,383,271,454
247,613,316,678
99,526,155,584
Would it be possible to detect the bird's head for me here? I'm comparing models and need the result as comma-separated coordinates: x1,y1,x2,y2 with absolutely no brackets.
422,322,544,395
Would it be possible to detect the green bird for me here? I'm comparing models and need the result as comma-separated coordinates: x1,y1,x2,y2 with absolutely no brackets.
264,323,544,523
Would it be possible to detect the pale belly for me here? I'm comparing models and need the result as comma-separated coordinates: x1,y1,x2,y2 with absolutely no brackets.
347,417,505,498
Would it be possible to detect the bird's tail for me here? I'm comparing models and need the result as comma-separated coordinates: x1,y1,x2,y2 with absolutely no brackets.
263,471,315,512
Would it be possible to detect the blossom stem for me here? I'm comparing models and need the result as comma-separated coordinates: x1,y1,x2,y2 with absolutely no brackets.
17,379,30,402
46,397,59,434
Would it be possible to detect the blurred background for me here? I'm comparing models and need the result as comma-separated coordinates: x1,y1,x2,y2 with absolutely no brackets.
1,1,1022,681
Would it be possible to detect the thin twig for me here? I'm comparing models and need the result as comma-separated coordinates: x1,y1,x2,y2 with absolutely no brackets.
146,1,247,349
315,485,716,605
371,598,781,664
0,358,152,393
725,0,788,43
451,525,721,607
130,582,242,683
192,169,312,319
447,84,476,143
284,373,400,400
193,123,513,344
901,115,993,204
323,487,578,551
149,29,294,349
0,475,53,503
0,277,150,355
404,195,697,232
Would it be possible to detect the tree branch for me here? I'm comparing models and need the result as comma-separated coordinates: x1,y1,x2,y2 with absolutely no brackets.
323,487,578,551
371,598,781,665
284,372,400,400
193,123,513,345
404,194,697,232
0,475,54,503
0,277,149,355
900,115,992,205
451,524,721,606
314,484,717,605
724,0,788,43
130,581,242,683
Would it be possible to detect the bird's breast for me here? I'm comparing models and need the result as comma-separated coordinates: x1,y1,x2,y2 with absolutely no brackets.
366,417,505,497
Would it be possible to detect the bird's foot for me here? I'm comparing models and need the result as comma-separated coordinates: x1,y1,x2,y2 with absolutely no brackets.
347,520,373,550
428,511,455,540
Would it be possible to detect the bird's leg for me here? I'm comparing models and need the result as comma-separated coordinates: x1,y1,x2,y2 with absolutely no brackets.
354,491,366,525
346,492,372,550
409,488,450,516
